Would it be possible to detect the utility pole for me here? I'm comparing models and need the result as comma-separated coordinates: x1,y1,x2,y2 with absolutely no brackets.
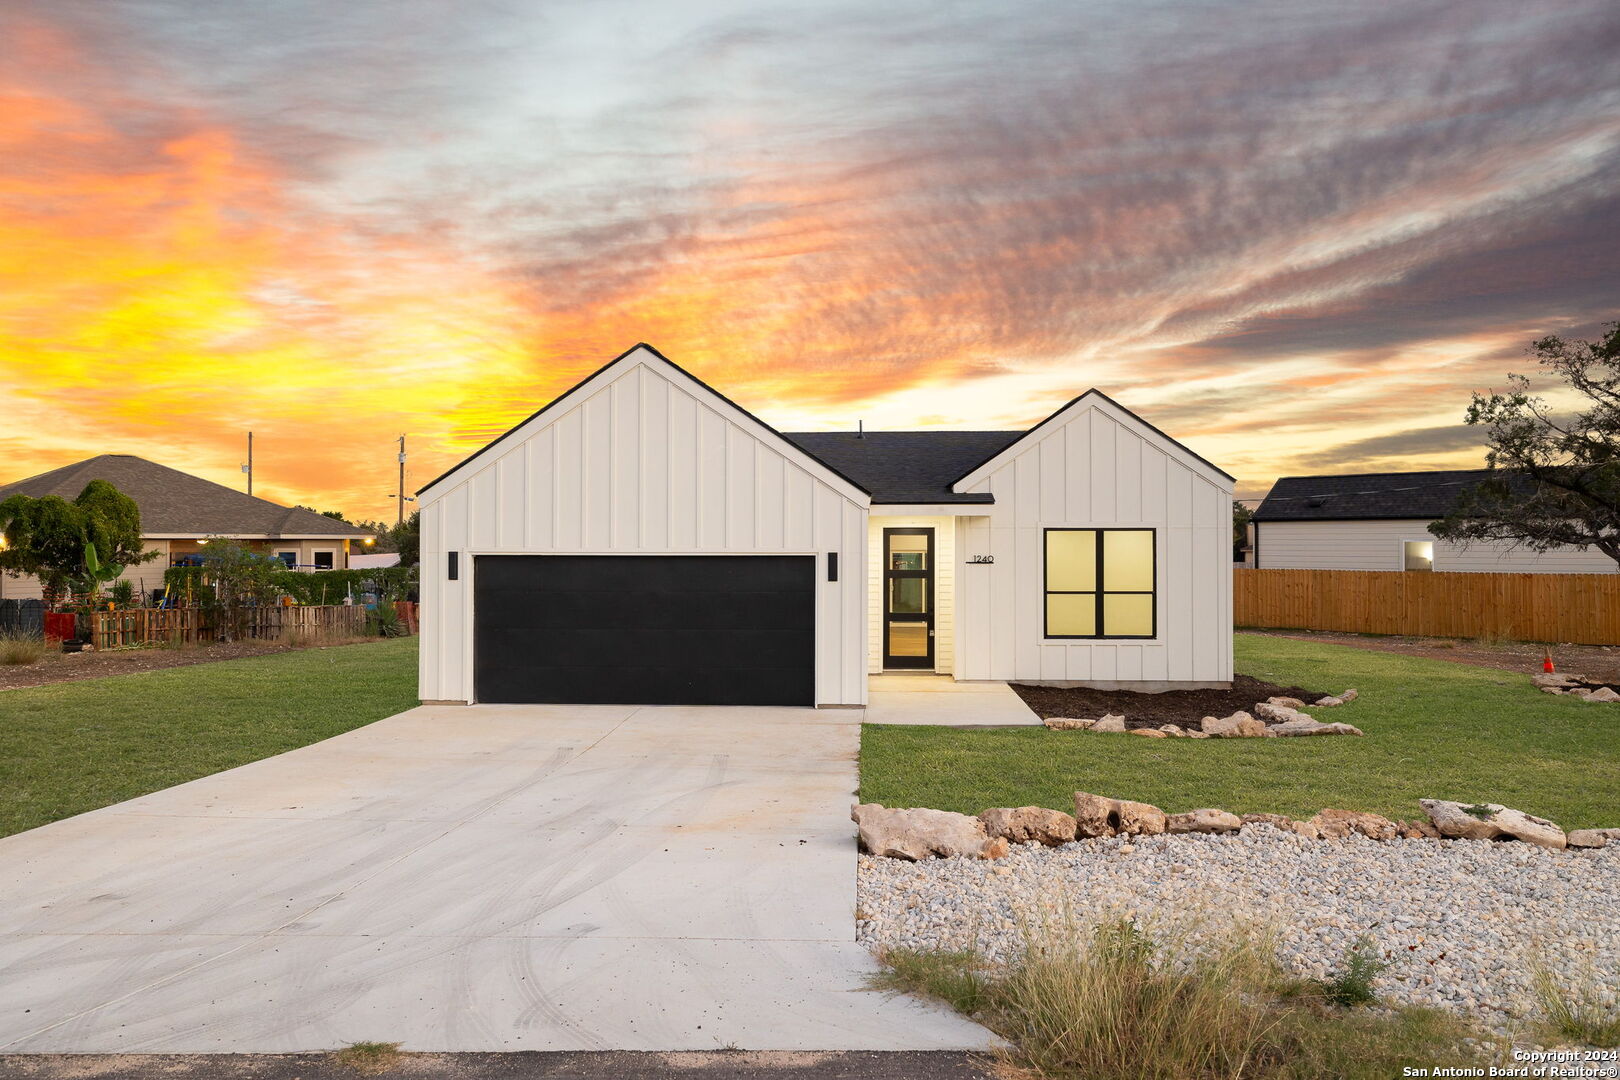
397,434,407,527
242,431,253,496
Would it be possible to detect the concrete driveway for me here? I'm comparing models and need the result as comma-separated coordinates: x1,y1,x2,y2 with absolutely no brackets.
0,705,990,1053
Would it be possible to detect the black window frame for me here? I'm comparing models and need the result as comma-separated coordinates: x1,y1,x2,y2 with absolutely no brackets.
1042,527,1157,640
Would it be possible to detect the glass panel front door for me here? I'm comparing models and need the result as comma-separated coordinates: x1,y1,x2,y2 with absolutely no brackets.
883,528,934,668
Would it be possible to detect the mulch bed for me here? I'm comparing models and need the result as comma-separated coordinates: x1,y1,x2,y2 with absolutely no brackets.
1010,674,1330,729
0,640,303,692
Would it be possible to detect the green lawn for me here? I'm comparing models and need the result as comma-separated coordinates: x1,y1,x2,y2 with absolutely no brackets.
860,634,1620,830
0,636,419,838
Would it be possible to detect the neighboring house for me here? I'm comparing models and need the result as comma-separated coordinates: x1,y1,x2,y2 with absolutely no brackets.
1252,469,1617,574
0,455,375,600
416,344,1235,707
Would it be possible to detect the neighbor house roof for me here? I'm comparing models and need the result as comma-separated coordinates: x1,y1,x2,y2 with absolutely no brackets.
781,432,1018,504
1253,469,1500,522
0,455,372,538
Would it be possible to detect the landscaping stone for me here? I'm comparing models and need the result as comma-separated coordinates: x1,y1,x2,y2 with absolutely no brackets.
856,832,1620,1032
1240,812,1295,830
1167,808,1242,834
1199,711,1266,737
851,803,1009,860
1241,812,1320,839
1090,713,1127,733
1074,792,1168,837
1532,672,1581,689
1567,829,1611,849
1308,808,1399,841
1253,700,1318,723
1129,728,1168,738
1420,799,1567,850
1583,686,1620,703
1313,688,1359,707
979,806,1078,847
1268,718,1364,737
1266,696,1307,709
1159,724,1188,736
1043,716,1095,730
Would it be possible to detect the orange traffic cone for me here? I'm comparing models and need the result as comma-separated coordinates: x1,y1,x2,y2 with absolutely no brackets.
1543,650,1555,674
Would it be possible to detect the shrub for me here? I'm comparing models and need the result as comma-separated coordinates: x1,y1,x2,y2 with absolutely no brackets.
108,579,135,608
368,600,406,638
875,918,1497,1080
1316,934,1392,1007
0,630,47,665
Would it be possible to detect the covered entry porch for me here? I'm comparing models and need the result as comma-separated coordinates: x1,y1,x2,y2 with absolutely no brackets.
866,508,987,677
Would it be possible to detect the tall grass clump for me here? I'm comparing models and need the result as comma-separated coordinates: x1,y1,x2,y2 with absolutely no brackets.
1532,958,1620,1048
876,917,1498,1080
0,630,48,665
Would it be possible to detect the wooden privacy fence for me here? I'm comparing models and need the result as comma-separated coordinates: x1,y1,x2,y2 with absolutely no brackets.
89,604,368,650
1234,568,1620,645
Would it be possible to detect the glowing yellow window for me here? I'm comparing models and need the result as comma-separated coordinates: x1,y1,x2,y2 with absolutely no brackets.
1045,528,1155,638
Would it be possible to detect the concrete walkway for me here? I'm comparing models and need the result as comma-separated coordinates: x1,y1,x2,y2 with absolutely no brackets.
0,705,991,1053
863,674,1040,727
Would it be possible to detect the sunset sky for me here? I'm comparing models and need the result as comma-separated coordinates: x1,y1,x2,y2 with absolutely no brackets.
3,1,1617,518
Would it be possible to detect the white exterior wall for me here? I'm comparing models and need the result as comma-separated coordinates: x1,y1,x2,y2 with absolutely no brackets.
1256,520,1617,573
417,351,870,706
953,396,1234,687
867,513,955,675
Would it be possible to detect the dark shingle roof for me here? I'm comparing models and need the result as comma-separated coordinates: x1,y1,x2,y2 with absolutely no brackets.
1253,469,1500,521
782,432,1021,503
0,455,372,538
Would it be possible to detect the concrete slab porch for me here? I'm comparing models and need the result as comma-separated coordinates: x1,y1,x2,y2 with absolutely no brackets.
0,705,992,1054
863,675,1041,727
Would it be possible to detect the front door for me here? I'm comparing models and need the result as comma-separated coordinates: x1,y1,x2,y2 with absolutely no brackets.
883,528,934,669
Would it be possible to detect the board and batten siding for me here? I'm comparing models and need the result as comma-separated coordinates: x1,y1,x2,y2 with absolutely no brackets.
417,352,870,706
867,514,955,675
1256,520,1617,574
953,396,1234,687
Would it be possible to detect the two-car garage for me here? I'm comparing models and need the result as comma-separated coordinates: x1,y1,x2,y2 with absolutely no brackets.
415,345,871,708
472,554,817,706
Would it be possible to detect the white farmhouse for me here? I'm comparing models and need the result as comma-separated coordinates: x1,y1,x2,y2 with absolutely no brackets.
415,344,1234,706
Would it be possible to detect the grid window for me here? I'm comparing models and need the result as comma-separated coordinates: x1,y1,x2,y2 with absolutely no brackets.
1045,528,1155,638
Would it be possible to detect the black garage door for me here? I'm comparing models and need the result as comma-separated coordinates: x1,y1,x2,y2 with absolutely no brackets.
473,555,816,706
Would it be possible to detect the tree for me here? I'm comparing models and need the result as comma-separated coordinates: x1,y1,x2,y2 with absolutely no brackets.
351,519,395,552
295,505,351,523
391,509,419,568
1232,500,1253,551
1430,323,1620,566
0,479,156,601
193,540,283,642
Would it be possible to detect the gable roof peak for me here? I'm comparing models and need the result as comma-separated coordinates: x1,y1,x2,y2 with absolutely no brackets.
415,343,872,501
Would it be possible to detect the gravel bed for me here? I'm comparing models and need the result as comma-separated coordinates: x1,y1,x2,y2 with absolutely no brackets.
857,827,1620,1029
